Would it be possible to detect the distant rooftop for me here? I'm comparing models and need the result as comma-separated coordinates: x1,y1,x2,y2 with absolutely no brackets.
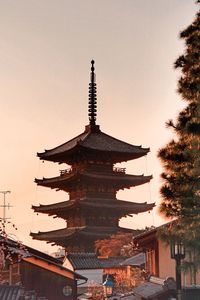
66,252,145,270
67,253,102,270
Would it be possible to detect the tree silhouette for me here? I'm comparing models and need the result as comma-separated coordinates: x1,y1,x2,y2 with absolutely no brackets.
158,1,200,277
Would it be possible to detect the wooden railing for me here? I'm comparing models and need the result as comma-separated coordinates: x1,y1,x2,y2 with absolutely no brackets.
59,168,73,175
60,167,126,175
113,167,126,174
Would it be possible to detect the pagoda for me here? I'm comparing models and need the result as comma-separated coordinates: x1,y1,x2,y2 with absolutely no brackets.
31,61,154,252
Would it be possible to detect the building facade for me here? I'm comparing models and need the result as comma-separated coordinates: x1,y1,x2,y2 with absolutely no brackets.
133,225,200,286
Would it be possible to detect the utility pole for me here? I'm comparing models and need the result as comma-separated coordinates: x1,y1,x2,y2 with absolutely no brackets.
0,190,11,232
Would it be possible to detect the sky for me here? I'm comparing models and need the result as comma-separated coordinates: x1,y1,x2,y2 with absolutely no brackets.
0,0,197,253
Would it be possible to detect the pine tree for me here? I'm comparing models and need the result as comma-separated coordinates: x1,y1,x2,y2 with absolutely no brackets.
158,1,200,271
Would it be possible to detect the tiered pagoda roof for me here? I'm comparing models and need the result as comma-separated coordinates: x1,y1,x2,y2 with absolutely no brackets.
31,226,137,248
32,198,154,219
35,171,152,191
37,124,150,164
31,60,154,252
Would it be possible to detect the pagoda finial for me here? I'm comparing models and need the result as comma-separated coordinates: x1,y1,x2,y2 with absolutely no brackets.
88,60,97,126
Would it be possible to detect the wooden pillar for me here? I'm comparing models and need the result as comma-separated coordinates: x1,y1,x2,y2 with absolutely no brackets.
9,264,12,285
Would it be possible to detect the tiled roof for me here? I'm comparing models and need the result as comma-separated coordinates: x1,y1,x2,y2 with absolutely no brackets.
38,125,149,164
80,130,149,154
132,276,176,299
67,253,102,270
32,198,154,216
120,252,145,267
0,285,49,300
67,253,126,270
35,172,152,191
0,236,62,265
121,295,138,300
66,253,146,271
100,253,146,268
30,225,135,246
133,281,166,299
99,256,126,268
0,285,22,300
133,227,157,240
132,222,173,246
0,236,86,281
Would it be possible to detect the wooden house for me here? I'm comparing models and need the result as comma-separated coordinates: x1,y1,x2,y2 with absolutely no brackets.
132,224,200,286
0,237,87,300
64,253,103,288
63,252,145,295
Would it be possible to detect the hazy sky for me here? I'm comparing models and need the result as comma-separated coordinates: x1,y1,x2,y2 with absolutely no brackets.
0,0,197,253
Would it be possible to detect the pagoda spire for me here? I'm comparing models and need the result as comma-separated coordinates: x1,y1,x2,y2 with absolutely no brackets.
88,60,97,127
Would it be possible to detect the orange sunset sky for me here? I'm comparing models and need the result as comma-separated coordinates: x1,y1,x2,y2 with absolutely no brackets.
0,0,197,253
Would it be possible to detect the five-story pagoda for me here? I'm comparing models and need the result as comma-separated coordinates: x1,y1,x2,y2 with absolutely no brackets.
31,61,154,252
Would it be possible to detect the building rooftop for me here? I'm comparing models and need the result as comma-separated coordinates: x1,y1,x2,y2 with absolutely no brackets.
66,252,145,270
38,126,150,164
99,256,126,268
132,276,176,299
31,226,135,247
32,198,155,217
0,285,22,300
35,171,152,191
0,235,86,281
67,253,102,270
120,252,145,267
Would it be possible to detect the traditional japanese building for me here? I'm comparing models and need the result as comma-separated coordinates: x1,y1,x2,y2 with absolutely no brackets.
31,61,154,252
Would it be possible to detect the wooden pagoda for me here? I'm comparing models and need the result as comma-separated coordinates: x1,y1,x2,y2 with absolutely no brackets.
31,61,154,252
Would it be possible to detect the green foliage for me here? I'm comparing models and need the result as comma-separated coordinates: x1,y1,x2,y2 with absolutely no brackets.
158,2,200,269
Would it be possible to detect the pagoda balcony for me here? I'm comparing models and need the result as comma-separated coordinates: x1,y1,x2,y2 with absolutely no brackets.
59,167,126,175
113,167,126,174
60,168,73,175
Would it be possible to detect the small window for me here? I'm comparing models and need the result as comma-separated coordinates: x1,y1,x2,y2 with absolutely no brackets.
63,285,73,296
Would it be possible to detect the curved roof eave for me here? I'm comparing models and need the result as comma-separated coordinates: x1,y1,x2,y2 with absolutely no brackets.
35,172,152,186
30,225,137,243
32,199,155,215
37,127,150,163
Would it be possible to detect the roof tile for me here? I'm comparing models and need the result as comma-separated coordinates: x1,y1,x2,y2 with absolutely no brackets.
67,253,102,269
0,285,22,300
38,128,149,163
